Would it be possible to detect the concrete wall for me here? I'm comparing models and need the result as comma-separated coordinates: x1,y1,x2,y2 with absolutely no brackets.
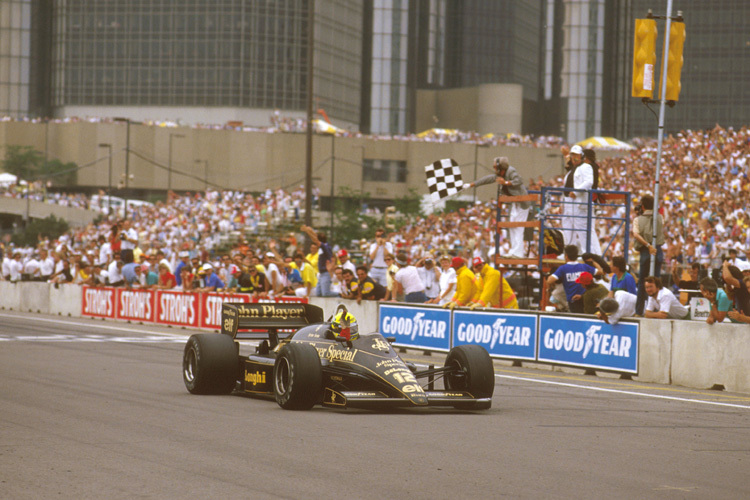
2,282,748,395
0,197,99,228
0,121,564,202
415,83,524,136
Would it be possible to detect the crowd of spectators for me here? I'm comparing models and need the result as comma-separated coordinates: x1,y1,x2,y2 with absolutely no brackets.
2,122,750,321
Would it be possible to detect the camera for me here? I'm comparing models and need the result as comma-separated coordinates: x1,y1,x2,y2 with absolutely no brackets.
635,203,644,216
119,232,127,241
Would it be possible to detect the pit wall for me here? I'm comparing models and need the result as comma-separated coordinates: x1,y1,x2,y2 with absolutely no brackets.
1,282,748,395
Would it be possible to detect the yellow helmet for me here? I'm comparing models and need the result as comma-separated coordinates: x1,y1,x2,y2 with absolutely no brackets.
331,305,359,341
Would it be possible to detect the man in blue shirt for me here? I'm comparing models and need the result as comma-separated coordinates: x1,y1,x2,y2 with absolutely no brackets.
196,263,225,292
301,224,337,297
608,255,637,296
546,245,600,313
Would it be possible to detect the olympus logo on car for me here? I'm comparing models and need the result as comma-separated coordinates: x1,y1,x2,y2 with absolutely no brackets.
543,325,631,359
381,312,446,341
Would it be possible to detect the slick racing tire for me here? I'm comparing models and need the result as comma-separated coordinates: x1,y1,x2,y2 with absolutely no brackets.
183,334,238,395
274,342,323,410
444,345,494,410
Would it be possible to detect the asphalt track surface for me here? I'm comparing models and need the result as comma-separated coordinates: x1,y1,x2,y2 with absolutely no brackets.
1,311,749,500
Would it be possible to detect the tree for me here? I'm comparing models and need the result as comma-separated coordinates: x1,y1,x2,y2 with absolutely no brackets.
329,186,377,247
40,158,79,186
11,215,70,248
1,145,43,180
393,187,423,221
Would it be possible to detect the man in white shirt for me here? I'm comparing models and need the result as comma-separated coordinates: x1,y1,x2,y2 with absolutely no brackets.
562,145,601,255
39,249,56,281
337,249,357,274
119,220,138,263
107,255,125,286
416,255,441,301
23,254,41,281
596,291,637,325
263,252,286,296
8,252,24,282
368,228,393,287
644,276,689,319
392,253,426,303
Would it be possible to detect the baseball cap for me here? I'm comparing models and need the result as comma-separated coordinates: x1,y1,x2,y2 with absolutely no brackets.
337,249,348,258
264,252,275,258
472,257,484,268
451,257,464,269
199,263,213,273
179,251,189,258
575,271,594,286
570,145,583,155
395,256,408,266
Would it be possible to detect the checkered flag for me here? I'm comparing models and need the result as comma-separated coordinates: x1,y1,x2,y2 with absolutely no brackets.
425,158,464,202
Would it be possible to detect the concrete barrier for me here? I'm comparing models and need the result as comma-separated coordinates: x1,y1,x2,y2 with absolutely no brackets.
3,282,749,395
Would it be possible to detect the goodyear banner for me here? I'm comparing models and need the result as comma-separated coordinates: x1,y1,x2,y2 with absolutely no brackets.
378,303,451,352
453,311,537,360
537,316,639,374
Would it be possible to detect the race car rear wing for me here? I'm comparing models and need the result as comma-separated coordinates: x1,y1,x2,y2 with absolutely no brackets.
221,302,325,342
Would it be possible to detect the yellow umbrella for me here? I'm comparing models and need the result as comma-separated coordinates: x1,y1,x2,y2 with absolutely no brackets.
575,136,635,150
416,128,458,138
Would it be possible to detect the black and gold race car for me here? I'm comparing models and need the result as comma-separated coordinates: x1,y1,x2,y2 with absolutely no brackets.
182,302,494,410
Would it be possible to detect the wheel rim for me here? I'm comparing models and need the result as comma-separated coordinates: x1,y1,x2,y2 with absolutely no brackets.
275,357,291,394
446,358,468,390
184,346,197,383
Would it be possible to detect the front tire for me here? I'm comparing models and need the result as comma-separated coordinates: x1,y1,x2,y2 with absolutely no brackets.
274,342,322,410
444,345,494,409
183,334,238,395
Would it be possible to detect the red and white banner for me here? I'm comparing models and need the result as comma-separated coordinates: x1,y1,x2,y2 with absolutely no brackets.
81,286,307,330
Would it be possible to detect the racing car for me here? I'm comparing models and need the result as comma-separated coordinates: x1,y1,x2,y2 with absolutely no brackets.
182,302,494,410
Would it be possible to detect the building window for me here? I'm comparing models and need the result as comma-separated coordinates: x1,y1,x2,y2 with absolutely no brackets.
363,159,407,183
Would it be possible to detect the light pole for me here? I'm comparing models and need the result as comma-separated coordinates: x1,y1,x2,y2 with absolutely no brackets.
168,133,185,196
113,117,132,218
195,159,208,191
329,134,335,240
98,143,113,214
473,142,490,203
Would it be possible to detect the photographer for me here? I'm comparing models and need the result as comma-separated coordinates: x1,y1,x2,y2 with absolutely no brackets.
632,194,664,315
368,227,393,287
119,220,139,264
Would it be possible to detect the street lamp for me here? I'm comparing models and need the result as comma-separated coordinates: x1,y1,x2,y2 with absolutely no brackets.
329,135,335,241
98,143,113,214
168,133,185,196
195,159,208,191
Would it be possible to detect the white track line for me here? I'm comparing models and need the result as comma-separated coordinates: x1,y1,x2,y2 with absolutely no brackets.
497,373,750,410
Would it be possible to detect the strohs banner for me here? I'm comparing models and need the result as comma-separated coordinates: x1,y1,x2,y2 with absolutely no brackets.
81,286,307,329
378,303,639,375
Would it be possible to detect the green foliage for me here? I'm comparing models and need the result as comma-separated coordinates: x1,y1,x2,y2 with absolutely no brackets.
11,215,70,248
329,186,378,247
1,145,78,186
2,145,43,179
39,158,78,186
393,187,423,220
444,199,473,213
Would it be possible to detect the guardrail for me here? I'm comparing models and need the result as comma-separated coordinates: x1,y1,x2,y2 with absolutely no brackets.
0,282,748,395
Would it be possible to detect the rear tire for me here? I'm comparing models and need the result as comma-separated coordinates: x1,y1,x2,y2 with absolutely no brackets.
183,334,238,395
444,345,494,409
274,343,322,410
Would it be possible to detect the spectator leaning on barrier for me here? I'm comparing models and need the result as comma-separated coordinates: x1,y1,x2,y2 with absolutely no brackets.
596,292,637,325
469,257,518,310
443,256,476,309
291,252,316,297
546,245,597,314
356,265,386,302
699,277,732,325
337,249,356,274
721,261,750,323
340,268,358,300
196,263,224,292
576,271,609,314
430,254,457,306
643,276,689,319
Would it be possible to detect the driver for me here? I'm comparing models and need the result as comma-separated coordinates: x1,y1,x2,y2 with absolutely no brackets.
330,305,359,341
